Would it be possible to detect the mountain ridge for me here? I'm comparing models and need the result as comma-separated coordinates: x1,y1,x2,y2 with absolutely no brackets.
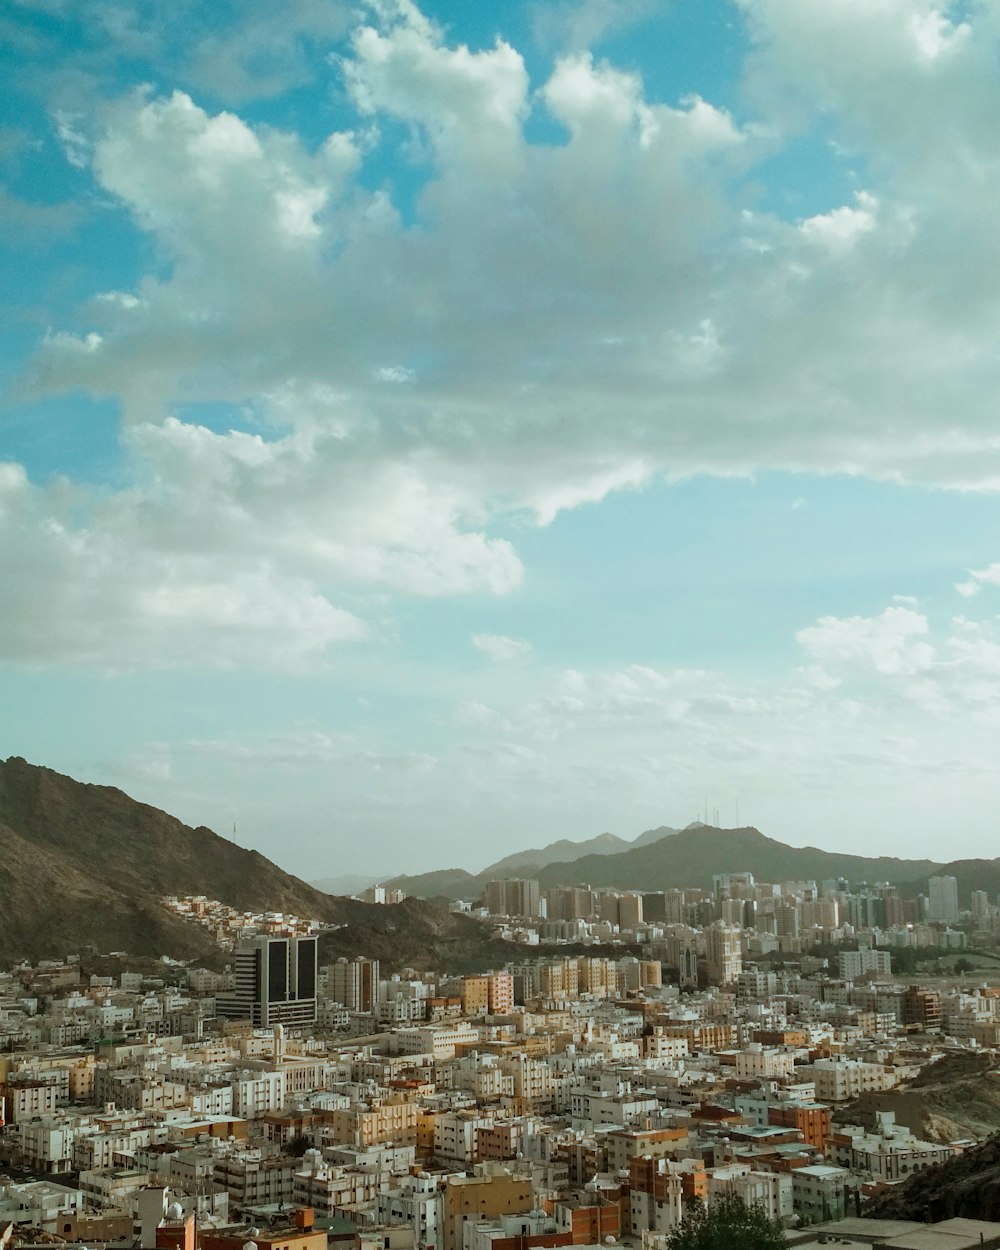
0,757,496,971
383,824,985,901
383,823,683,898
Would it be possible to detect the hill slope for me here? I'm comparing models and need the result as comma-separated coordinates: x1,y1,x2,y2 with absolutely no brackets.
837,1051,1000,1144
0,756,488,968
385,824,683,900
385,825,950,902
533,825,942,893
864,1133,1000,1224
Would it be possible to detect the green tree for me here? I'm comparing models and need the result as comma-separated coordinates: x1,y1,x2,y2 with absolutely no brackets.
664,1194,786,1250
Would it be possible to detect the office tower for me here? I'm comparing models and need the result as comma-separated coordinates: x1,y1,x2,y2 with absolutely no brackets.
217,935,318,1027
928,875,959,922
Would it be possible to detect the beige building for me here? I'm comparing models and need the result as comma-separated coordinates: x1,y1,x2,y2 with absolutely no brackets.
329,1098,418,1148
443,1167,534,1250
705,923,743,986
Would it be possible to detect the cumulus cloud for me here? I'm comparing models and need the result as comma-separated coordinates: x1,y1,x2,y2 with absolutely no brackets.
796,606,934,677
956,562,1000,598
472,633,532,663
9,0,1000,668
795,599,1000,721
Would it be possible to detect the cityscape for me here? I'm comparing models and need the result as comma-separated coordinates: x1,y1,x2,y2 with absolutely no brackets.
6,0,1000,1248
4,834,1000,1250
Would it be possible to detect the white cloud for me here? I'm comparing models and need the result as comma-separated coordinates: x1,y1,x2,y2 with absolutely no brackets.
472,633,532,663
796,605,934,677
0,409,522,668
11,0,1000,670
794,597,1000,722
955,562,1000,598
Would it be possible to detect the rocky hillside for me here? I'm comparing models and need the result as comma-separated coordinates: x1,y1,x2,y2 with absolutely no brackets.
837,1051,1000,1144
317,897,519,975
0,757,489,968
864,1133,1000,1223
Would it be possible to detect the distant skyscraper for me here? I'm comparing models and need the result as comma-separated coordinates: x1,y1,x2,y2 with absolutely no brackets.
705,922,743,986
484,878,540,917
928,875,959,922
217,935,317,1027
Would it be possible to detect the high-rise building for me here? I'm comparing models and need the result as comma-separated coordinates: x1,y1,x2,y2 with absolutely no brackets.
928,875,959,922
705,922,743,986
329,956,381,1013
217,935,317,1027
616,892,644,930
545,886,595,920
483,879,541,917
663,925,701,989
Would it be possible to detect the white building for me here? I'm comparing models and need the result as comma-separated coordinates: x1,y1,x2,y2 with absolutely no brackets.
790,1164,849,1224
707,1165,792,1223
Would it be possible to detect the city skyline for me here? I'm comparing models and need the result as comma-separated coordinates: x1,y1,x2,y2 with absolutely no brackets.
4,0,1000,877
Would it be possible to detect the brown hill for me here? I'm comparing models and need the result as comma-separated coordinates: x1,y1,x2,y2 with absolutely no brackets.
837,1051,1000,1144
0,756,494,969
864,1133,1000,1224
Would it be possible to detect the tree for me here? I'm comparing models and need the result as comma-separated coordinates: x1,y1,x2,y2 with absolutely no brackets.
664,1194,786,1250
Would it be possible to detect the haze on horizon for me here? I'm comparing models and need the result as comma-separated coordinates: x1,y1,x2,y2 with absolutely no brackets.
4,0,1000,880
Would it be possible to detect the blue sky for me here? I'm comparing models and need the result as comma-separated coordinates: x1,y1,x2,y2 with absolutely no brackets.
4,0,1000,879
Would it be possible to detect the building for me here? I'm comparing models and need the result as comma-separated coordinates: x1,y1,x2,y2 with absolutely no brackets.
705,923,743,986
838,949,891,980
217,936,317,1028
791,1164,849,1224
442,1167,534,1250
461,974,514,1018
902,986,942,1031
928,875,959,922
483,880,541,918
830,1113,952,1182
329,957,381,1013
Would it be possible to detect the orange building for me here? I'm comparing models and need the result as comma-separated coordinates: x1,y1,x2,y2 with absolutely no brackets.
767,1102,831,1152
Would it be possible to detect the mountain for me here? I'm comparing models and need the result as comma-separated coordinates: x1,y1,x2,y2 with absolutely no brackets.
380,868,479,899
533,825,942,893
311,874,380,896
479,832,632,878
388,824,951,901
478,825,683,878
0,757,489,970
384,824,683,900
635,823,693,847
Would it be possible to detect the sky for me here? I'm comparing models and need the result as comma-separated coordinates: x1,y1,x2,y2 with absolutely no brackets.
4,0,1000,881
